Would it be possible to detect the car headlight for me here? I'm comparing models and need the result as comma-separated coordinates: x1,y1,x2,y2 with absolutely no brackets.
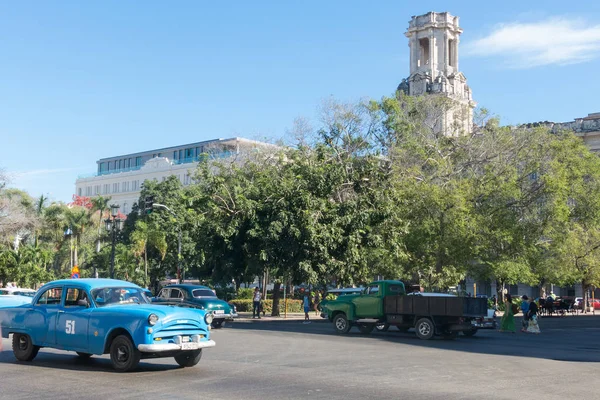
148,313,159,326
204,312,214,325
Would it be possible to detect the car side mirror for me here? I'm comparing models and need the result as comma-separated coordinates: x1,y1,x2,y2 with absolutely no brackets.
77,299,89,308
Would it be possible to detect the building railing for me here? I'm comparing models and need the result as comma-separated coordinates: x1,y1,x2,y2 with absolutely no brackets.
77,151,235,179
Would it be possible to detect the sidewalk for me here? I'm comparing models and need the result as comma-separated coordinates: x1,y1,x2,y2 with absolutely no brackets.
235,312,325,323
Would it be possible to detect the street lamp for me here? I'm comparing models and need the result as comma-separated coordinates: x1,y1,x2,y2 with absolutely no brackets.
152,203,183,284
105,204,124,279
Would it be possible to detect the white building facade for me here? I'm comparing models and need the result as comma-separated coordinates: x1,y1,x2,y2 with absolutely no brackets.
75,137,277,215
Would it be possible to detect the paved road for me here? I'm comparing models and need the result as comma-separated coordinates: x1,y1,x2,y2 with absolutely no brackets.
1,315,600,399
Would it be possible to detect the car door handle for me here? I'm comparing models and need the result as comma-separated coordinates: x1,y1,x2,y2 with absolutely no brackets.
57,310,65,313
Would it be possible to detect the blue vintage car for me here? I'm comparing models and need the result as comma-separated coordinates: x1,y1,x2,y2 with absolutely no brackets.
153,284,238,329
0,279,216,372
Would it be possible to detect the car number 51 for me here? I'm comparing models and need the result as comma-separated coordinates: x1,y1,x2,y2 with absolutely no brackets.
66,320,76,334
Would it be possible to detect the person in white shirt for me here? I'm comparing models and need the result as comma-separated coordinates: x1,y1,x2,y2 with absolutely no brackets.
253,287,262,319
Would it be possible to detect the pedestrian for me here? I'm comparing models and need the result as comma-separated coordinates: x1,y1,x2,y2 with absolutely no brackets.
313,291,321,316
491,295,498,311
303,292,311,324
499,294,516,333
520,295,530,332
526,297,541,334
253,287,262,319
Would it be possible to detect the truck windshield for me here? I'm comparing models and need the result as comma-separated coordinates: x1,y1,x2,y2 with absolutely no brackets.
91,287,150,307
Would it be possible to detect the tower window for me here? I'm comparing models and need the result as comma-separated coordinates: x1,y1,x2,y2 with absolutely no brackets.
449,39,456,67
419,38,430,67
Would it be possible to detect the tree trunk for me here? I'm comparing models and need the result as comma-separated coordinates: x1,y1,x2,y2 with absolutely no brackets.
144,245,148,288
583,281,590,314
271,281,281,317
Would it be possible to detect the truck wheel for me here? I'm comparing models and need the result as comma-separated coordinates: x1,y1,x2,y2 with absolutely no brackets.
174,350,202,367
462,328,478,337
12,333,40,362
333,314,351,334
358,324,375,334
415,318,435,340
375,323,389,332
110,335,141,372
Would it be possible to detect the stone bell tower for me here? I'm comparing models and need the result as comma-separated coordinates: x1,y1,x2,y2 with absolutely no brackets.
397,12,476,135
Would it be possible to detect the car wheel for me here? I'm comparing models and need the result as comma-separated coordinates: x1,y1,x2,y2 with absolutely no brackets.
110,335,141,372
358,324,375,334
12,333,40,362
333,314,351,334
415,318,435,340
76,352,93,359
375,323,389,332
174,350,202,367
212,320,225,329
462,328,478,337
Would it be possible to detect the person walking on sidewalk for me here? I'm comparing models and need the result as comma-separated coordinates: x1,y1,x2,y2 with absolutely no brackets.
253,287,262,319
520,295,530,332
499,294,516,333
303,293,311,324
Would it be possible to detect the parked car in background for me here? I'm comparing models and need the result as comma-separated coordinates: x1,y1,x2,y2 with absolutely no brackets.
153,284,238,329
0,287,36,297
0,279,216,372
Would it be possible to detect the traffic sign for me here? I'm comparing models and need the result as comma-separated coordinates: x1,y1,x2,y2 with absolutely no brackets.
71,265,80,279
71,273,80,279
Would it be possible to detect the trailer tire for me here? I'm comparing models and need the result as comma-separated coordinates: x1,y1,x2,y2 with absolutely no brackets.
462,328,478,337
333,313,351,334
415,318,435,340
358,324,375,334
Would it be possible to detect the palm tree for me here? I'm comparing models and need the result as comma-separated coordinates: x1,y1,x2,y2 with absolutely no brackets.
33,194,48,247
131,220,167,287
65,207,91,268
91,196,111,278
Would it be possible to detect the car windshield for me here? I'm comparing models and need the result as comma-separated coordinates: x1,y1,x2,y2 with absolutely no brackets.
91,287,151,307
192,289,216,298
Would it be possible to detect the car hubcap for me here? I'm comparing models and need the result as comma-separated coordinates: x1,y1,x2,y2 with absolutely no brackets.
117,345,129,363
419,323,431,336
19,336,28,351
336,318,346,330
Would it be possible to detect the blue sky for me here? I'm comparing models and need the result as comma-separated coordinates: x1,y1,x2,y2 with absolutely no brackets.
1,0,599,203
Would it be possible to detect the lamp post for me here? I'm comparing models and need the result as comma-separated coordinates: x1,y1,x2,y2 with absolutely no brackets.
105,204,124,279
64,227,73,272
152,203,182,284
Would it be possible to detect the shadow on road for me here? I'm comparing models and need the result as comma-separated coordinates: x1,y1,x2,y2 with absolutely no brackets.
0,347,183,373
228,315,600,363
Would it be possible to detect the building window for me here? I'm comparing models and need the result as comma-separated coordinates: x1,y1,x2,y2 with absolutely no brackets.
179,149,183,160
448,39,456,67
419,38,430,67
135,156,142,166
173,151,178,160
99,162,106,174
158,153,161,157
78,188,82,196
132,180,139,191
85,186,92,196
185,148,194,159
122,182,129,192
103,184,110,194
94,185,100,195
113,183,119,193
122,203,129,215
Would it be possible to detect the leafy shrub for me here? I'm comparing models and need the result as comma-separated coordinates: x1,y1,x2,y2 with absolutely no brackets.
229,299,304,313
236,288,255,299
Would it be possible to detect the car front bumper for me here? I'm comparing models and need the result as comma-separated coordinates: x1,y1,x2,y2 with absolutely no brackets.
212,312,238,320
138,339,216,352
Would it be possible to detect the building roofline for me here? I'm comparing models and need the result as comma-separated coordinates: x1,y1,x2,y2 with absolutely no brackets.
96,137,275,163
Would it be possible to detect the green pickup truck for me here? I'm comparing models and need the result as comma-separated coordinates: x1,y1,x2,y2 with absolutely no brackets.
319,280,488,340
